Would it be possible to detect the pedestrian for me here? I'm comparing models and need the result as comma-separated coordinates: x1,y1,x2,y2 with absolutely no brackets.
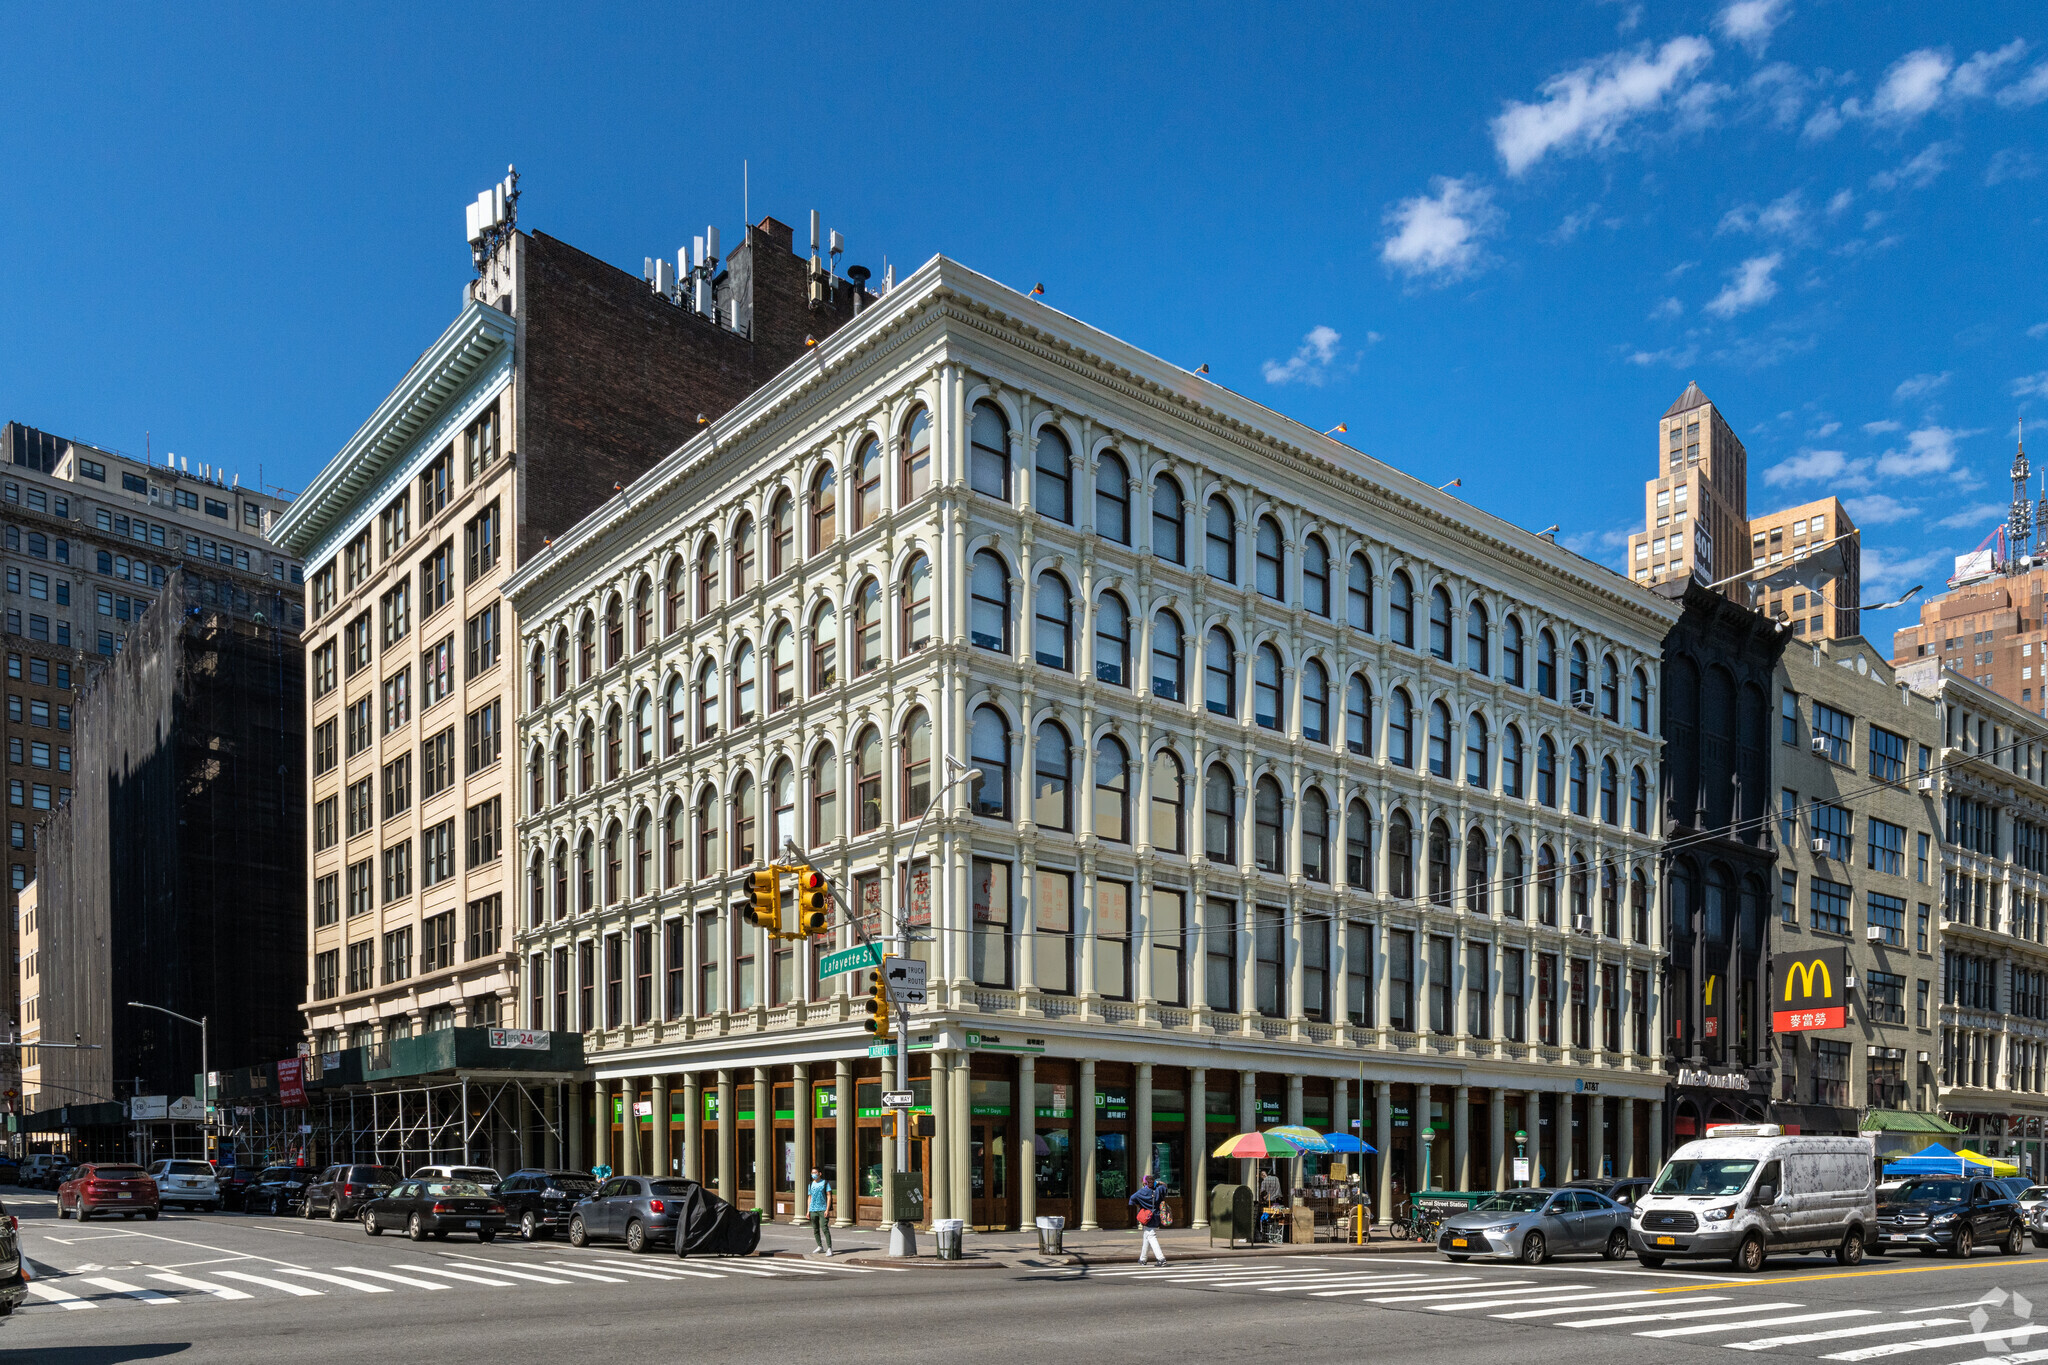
1129,1173,1168,1265
807,1167,833,1255
1259,1166,1282,1205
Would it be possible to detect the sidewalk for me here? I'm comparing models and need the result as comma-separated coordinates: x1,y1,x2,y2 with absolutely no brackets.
755,1216,1443,1268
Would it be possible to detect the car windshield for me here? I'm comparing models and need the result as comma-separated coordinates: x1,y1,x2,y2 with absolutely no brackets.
2024,1187,2048,1201
1473,1191,1549,1213
650,1180,694,1197
1652,1160,1758,1196
94,1166,149,1179
1900,1180,1967,1203
450,1169,498,1182
423,1180,486,1197
354,1168,398,1183
166,1162,214,1176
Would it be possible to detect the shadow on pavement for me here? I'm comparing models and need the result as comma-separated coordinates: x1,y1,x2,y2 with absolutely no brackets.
0,1344,190,1363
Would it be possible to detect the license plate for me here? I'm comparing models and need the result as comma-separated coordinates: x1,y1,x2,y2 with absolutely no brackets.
1451,1238,1468,1247
465,1220,481,1229
1886,1234,1907,1242
1656,1235,1676,1245
118,1193,133,1200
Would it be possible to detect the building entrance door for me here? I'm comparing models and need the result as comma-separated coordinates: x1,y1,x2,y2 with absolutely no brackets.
970,1124,1008,1230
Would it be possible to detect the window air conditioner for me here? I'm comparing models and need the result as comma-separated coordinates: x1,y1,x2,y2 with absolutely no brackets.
1843,972,1857,991
1810,837,1829,855
1865,925,1883,941
1868,1045,1880,1057
1918,1051,1931,1064
1811,734,1828,753
1916,778,1936,792
1570,689,1597,713
1572,914,1592,933
1887,1048,1903,1060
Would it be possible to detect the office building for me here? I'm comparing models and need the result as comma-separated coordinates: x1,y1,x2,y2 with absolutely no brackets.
1626,383,1753,600
1747,498,1861,642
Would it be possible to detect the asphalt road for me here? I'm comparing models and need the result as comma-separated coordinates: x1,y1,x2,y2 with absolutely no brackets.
8,1191,2048,1365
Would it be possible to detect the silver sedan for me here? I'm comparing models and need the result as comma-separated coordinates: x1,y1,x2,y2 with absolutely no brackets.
1438,1188,1630,1264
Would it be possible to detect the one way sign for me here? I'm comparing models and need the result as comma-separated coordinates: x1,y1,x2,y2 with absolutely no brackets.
882,956,927,1005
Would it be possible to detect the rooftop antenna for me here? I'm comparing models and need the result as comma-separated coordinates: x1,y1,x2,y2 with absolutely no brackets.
2010,415,2032,569
743,159,749,228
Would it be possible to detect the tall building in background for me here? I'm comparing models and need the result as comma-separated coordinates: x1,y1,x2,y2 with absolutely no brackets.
1626,382,1753,601
1747,498,1861,641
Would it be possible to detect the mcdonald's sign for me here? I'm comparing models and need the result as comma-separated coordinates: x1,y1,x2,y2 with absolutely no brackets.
1771,946,1847,1032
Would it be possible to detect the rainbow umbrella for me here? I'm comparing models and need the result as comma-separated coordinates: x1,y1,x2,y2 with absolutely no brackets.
1266,1125,1336,1154
1212,1131,1305,1159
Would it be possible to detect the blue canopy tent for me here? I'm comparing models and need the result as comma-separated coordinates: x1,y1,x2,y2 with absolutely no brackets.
1882,1143,1991,1178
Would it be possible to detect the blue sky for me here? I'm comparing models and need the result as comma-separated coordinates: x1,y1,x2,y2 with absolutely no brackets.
3,3,2044,647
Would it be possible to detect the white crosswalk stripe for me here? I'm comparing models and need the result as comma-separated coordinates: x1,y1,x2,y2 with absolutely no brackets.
80,1277,175,1305
585,1258,727,1280
1495,1294,1728,1319
1445,1290,1660,1313
386,1263,518,1287
431,1258,572,1285
1563,1301,1804,1329
1944,1349,2048,1365
1724,1317,1969,1350
1312,1276,1491,1298
523,1263,628,1283
24,1281,93,1309
1640,1311,1877,1339
148,1272,252,1300
278,1269,394,1293
331,1267,451,1290
215,1270,325,1297
1824,1327,2048,1361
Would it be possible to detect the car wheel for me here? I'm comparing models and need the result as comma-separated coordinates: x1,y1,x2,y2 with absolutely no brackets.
330,1199,346,1222
144,1210,158,1222
1734,1232,1766,1273
363,1210,382,1236
478,1229,495,1244
1637,1254,1666,1268
2003,1223,2025,1256
1605,1229,1629,1261
1836,1230,1865,1265
1521,1231,1549,1266
2034,1234,2048,1251
568,1215,589,1248
1952,1227,1974,1259
625,1220,649,1254
521,1212,541,1242
408,1213,428,1242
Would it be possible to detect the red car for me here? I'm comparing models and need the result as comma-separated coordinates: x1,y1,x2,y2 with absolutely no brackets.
57,1163,160,1221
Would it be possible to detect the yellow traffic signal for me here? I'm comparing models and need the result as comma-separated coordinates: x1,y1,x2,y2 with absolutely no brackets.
864,968,891,1037
793,867,829,936
743,868,783,935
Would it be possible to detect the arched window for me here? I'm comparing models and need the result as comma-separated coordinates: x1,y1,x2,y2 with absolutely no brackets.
577,719,595,792
696,539,720,618
809,462,837,552
732,514,757,595
732,640,756,725
1303,535,1330,617
1387,808,1414,899
528,853,545,928
854,578,882,675
969,707,1010,818
1428,819,1454,907
1465,711,1489,787
854,437,883,531
732,772,758,866
1600,757,1619,824
1151,610,1185,702
769,623,795,711
1389,570,1415,647
1630,667,1651,732
1253,775,1285,873
634,690,654,768
1033,572,1072,671
551,842,567,920
664,797,685,886
1630,766,1648,832
1344,674,1373,756
1388,687,1414,768
970,550,1010,652
810,746,839,847
1203,764,1235,863
1149,749,1184,852
769,759,796,857
1301,660,1329,743
1034,427,1072,522
552,626,569,696
1094,735,1129,842
1094,593,1130,687
552,730,568,803
901,554,932,654
1095,451,1129,543
1254,516,1284,599
1569,641,1590,701
1536,735,1557,805
1600,861,1619,938
768,491,795,578
901,710,932,819
576,830,595,912
1204,626,1236,717
1345,800,1373,889
1502,836,1525,919
604,596,624,668
1253,643,1284,730
603,705,622,781
1428,586,1453,661
1034,722,1071,830
696,786,720,877
577,611,596,681
1630,868,1649,943
1348,552,1374,632
1569,744,1589,816
632,808,653,898
1302,788,1330,882
1464,827,1490,914
1536,628,1557,698
855,727,882,833
664,556,686,635
1502,723,1525,798
528,644,546,710
810,601,837,690
969,401,1009,500
632,577,653,653
528,744,545,813
1570,852,1589,929
1503,614,1525,687
1205,496,1235,581
1536,843,1558,925
1427,700,1452,778
1152,473,1184,563
1465,601,1488,673
697,657,719,740
900,407,932,504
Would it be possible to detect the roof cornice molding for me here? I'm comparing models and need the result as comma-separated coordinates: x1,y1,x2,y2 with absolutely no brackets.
273,302,515,557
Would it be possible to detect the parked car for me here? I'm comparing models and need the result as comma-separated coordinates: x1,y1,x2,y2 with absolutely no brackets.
218,1165,261,1211
568,1176,697,1254
0,1196,25,1317
146,1160,221,1211
497,1169,598,1241
302,1164,399,1221
57,1163,160,1221
360,1178,505,1242
244,1165,316,1216
0,1155,20,1186
1632,1128,1875,1271
2015,1184,2048,1218
1874,1176,2026,1257
22,1154,72,1190
1992,1176,2036,1204
1566,1175,1654,1208
1438,1188,1628,1264
409,1164,503,1194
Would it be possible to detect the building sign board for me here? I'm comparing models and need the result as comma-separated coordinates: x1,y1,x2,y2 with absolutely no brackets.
1771,947,1847,1032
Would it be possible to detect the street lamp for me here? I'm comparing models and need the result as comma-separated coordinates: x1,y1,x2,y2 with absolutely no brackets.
126,1002,208,1141
1420,1126,1435,1194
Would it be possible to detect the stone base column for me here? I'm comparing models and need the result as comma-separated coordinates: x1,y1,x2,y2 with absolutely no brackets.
618,1080,639,1176
1079,1057,1099,1230
1649,1098,1665,1169
1619,1097,1637,1177
653,1075,672,1177
1018,1055,1037,1231
568,1082,586,1172
683,1072,702,1183
593,1079,612,1174
1453,1084,1471,1191
1374,1080,1392,1224
790,1064,809,1215
1589,1094,1606,1182
1488,1088,1506,1190
1189,1065,1208,1228
752,1067,771,1217
834,1061,854,1227
716,1070,735,1202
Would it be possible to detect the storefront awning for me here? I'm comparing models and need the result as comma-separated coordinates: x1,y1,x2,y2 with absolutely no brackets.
1862,1109,1964,1135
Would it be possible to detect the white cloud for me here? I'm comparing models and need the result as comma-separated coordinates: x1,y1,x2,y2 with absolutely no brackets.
1987,148,2038,186
1763,447,1864,486
1262,325,1345,386
1934,501,2009,531
1380,177,1502,282
1844,493,1921,525
1746,62,1810,127
1874,425,1968,478
1868,48,1955,122
1834,40,2031,128
1704,252,1782,318
1624,344,1698,368
1549,202,1603,242
1801,103,1843,140
1809,420,1841,437
1648,296,1685,320
1869,142,1953,192
1491,37,1715,176
2015,372,2048,399
1893,371,1951,401
1716,0,1789,56
1951,39,2028,97
1863,418,1903,433
2029,322,2048,340
1825,188,1853,216
1717,189,1810,241
1861,546,1949,598
1999,61,2048,108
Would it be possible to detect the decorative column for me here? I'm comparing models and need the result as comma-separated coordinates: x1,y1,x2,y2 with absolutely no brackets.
1018,1054,1037,1230
1453,1084,1470,1191
1238,1070,1258,1190
1135,1062,1155,1182
834,1060,855,1227
653,1075,672,1177
516,1087,535,1171
1554,1090,1572,1185
1079,1057,1100,1229
951,1050,972,1224
1287,1072,1305,1206
684,1072,702,1183
930,1051,951,1224
716,1069,736,1201
593,1078,612,1173
1414,1082,1431,1191
791,1063,811,1219
1648,1098,1665,1169
618,1080,639,1176
1589,1093,1606,1182
1374,1080,1393,1225
1619,1096,1637,1178
1189,1064,1209,1228
753,1067,771,1217
1488,1088,1506,1189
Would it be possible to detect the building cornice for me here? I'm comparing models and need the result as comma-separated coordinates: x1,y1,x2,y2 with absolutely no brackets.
272,301,516,558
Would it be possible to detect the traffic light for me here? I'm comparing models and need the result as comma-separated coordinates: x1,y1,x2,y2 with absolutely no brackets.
792,867,829,936
863,968,891,1037
742,868,782,935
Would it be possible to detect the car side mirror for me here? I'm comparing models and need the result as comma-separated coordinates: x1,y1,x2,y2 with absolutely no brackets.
1754,1185,1777,1206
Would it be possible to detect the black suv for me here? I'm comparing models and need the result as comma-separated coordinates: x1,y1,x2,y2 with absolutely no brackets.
498,1169,598,1241
302,1164,400,1222
245,1165,316,1216
1566,1176,1654,1209
1875,1176,2026,1257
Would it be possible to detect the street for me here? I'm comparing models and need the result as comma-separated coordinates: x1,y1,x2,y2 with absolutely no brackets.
10,1191,2048,1365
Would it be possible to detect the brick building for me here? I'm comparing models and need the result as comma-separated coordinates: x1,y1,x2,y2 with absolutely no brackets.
1627,383,1753,600
1747,497,1860,643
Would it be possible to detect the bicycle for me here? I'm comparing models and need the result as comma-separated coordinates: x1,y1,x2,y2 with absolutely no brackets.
1389,1198,1445,1244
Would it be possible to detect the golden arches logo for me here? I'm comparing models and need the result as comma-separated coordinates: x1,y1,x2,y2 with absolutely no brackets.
1782,958,1832,1001
1703,974,1718,1006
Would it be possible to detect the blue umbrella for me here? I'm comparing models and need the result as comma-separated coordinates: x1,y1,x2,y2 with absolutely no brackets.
1324,1133,1377,1155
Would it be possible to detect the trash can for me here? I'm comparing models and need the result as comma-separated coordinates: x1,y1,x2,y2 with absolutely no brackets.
1035,1215,1065,1255
934,1218,965,1261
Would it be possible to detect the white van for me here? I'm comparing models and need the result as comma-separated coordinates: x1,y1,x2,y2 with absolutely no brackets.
1630,1125,1875,1272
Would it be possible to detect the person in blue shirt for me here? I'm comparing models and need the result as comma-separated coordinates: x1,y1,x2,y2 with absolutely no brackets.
1128,1173,1168,1264
807,1168,833,1255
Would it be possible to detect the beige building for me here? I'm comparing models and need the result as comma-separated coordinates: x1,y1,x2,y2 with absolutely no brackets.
1626,382,1752,599
1893,562,2048,715
1748,498,1861,642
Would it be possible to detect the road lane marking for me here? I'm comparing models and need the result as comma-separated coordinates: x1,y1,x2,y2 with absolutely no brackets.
585,1258,728,1280
277,1269,393,1292
524,1263,627,1282
1438,1290,1658,1311
1825,1328,2048,1361
148,1272,253,1300
1943,1349,2048,1365
430,1259,572,1284
1564,1301,1804,1327
215,1271,324,1296
331,1266,451,1290
551,1261,682,1280
386,1263,517,1287
24,1282,93,1309
1665,1263,2030,1292
80,1277,175,1305
1640,1310,1877,1338
697,1262,784,1277
1364,1281,1557,1303
1725,1318,1970,1350
1246,1276,1450,1292
1496,1295,1732,1319
1311,1276,1491,1298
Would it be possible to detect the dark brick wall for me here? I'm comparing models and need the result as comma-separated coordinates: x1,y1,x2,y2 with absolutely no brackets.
514,221,867,563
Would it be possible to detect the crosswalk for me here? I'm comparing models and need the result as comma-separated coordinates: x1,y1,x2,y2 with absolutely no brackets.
1072,1262,2047,1363
20,1250,891,1312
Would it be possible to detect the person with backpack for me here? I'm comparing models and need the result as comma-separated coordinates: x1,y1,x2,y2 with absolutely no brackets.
1128,1173,1169,1265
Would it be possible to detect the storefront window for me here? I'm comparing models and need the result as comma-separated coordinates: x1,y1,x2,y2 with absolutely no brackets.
1095,1132,1129,1201
1035,1128,1072,1199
